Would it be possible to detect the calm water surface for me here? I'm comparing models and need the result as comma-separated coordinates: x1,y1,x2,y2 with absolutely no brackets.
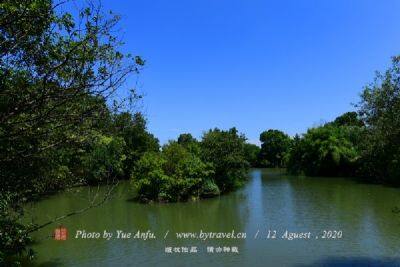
29,169,400,266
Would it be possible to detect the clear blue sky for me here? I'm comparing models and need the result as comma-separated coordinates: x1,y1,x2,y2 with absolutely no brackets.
102,0,400,145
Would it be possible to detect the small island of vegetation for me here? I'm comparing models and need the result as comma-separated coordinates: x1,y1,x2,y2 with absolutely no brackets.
131,129,249,203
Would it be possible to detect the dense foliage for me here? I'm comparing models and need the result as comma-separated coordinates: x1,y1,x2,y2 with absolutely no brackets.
0,0,154,264
0,0,146,196
285,56,400,183
287,123,362,177
258,129,291,167
132,128,250,202
357,56,400,185
132,143,215,202
0,194,33,266
200,128,250,192
331,112,365,127
243,143,261,167
177,133,201,155
112,112,160,177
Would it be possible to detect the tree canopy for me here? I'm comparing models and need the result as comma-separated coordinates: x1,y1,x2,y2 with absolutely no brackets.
201,128,250,192
287,123,361,177
357,56,400,185
0,1,150,264
258,129,291,167
131,128,250,202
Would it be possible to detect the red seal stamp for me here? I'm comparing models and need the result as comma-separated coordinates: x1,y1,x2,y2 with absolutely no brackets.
54,226,68,241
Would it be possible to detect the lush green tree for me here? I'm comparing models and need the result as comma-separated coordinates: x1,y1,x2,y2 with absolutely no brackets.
287,124,361,177
258,129,291,167
81,134,126,184
177,133,201,155
0,193,34,266
0,0,144,264
200,128,249,192
357,56,400,185
286,134,303,174
112,112,159,176
331,112,364,127
243,143,261,167
132,128,249,202
177,133,196,146
131,142,215,202
131,151,169,202
162,143,214,201
0,0,143,196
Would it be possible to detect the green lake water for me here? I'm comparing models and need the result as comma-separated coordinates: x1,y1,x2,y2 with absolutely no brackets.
28,169,400,266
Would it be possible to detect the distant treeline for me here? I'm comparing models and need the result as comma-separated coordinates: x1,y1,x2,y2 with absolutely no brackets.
133,53,400,202
251,57,400,187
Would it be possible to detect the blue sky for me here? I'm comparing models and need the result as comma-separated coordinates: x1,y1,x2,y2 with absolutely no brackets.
102,0,400,145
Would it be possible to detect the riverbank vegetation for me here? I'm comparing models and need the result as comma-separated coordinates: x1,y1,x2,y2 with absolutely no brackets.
0,0,153,264
286,114,363,177
257,56,400,186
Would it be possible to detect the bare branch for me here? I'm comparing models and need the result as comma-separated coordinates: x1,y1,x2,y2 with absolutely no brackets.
26,181,118,234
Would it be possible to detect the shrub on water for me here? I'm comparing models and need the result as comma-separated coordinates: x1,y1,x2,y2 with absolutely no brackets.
200,179,220,198
131,142,215,202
